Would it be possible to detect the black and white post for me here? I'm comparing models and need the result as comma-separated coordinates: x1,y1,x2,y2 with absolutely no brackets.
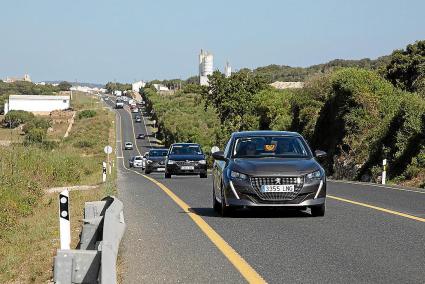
102,161,107,183
59,189,71,250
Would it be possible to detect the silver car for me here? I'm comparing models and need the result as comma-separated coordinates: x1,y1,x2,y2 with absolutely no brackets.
124,142,133,150
212,131,327,217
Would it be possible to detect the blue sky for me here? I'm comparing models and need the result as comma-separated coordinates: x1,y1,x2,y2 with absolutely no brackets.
1,0,424,84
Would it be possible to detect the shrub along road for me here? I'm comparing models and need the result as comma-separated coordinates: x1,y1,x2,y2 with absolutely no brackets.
105,98,425,283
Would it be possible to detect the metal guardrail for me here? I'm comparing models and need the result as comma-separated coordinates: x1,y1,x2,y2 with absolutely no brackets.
53,196,126,284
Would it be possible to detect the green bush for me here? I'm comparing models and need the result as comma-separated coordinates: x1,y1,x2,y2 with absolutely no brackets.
78,109,97,119
3,110,34,128
24,127,46,144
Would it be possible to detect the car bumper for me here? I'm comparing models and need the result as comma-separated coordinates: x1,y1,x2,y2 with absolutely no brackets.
166,164,207,175
224,179,326,207
146,164,166,172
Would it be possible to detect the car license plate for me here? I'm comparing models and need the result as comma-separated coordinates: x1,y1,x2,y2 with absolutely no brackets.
261,184,295,193
181,166,194,170
157,167,165,172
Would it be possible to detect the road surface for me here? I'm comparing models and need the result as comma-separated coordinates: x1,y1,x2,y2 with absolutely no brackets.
104,98,425,283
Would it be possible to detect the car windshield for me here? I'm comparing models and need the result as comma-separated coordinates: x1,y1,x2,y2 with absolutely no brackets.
149,149,168,157
170,145,203,155
232,136,311,158
134,156,142,160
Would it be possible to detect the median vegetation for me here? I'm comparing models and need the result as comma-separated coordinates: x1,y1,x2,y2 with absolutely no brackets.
142,40,425,188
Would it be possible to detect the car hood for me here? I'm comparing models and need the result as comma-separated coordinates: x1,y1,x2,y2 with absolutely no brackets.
231,158,320,176
148,156,166,162
168,154,205,161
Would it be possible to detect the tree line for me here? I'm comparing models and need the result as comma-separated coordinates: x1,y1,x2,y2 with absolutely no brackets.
142,40,425,188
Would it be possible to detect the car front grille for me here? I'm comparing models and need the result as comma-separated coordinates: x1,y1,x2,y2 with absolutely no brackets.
151,161,165,167
250,176,304,201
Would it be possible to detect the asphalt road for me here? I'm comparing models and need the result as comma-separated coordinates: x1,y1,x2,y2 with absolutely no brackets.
104,97,425,283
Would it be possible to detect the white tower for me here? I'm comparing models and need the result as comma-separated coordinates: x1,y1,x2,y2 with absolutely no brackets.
224,61,232,78
199,49,213,86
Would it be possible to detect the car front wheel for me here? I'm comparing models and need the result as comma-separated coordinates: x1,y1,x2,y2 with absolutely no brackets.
220,185,232,217
213,186,220,213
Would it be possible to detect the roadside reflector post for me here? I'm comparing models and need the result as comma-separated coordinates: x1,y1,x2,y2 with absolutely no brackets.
102,162,107,183
104,145,113,175
382,159,387,185
59,190,71,250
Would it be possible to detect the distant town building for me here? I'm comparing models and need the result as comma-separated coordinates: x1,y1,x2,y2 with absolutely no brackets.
224,61,232,78
4,74,32,83
270,81,304,89
199,49,213,86
153,84,169,92
70,86,106,93
4,95,70,115
132,81,146,92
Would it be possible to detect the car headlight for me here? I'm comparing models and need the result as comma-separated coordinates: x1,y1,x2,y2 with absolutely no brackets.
229,170,248,181
198,160,206,165
305,170,323,183
167,160,175,165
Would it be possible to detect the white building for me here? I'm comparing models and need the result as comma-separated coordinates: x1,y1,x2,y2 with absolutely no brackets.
4,74,32,83
153,84,169,92
224,61,232,78
199,49,213,86
4,95,70,115
270,81,304,89
132,81,146,92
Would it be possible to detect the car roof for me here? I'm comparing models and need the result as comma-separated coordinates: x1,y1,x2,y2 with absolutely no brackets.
231,130,301,138
171,143,201,146
149,148,168,152
125,141,133,144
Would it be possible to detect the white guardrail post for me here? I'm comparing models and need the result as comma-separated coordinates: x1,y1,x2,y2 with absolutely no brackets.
59,190,71,250
382,159,387,185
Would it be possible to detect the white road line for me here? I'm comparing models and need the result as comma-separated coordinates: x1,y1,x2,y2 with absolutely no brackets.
329,179,425,194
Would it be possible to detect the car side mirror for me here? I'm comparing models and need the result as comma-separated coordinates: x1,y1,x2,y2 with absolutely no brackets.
314,150,327,159
212,151,226,161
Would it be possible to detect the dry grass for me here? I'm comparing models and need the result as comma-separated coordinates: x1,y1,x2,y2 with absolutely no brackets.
0,187,106,283
46,111,75,140
0,127,23,142
0,94,118,283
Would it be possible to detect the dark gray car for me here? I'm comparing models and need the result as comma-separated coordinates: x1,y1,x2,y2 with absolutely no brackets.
144,149,168,174
212,131,327,217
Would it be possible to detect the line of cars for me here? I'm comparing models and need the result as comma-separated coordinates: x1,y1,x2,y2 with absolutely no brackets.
125,131,328,217
126,143,208,178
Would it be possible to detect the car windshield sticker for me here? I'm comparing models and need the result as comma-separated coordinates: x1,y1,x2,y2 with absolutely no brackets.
264,144,276,151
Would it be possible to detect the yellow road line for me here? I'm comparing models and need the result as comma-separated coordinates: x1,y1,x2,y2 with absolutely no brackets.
116,108,266,283
328,195,425,223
